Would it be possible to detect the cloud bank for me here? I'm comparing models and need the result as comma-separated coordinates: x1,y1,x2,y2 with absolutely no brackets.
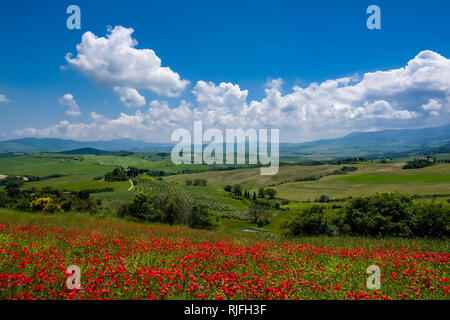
11,25,450,143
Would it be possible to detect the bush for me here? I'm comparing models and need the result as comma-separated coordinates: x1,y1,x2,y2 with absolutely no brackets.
118,192,188,225
286,205,335,236
315,194,330,203
193,178,207,186
1,185,97,214
78,190,90,201
285,193,449,239
403,158,432,169
265,188,277,199
257,216,270,227
73,197,98,214
105,167,128,181
61,199,73,211
30,197,53,211
331,166,358,175
0,191,8,207
411,201,450,238
43,202,63,214
16,197,31,211
342,193,414,237
188,204,215,230
224,185,233,192
4,177,24,198
258,187,265,198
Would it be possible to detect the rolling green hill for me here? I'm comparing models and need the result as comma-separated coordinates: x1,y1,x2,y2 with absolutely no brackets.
1,124,449,160
167,162,450,201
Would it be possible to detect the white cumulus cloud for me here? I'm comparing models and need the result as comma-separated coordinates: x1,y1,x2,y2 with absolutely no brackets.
10,50,450,142
58,94,81,116
113,86,146,107
421,98,443,116
65,25,189,107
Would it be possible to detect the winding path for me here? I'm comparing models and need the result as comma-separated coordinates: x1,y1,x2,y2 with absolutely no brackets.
127,178,134,191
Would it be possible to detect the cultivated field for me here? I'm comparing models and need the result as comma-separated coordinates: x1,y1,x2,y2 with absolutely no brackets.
165,164,342,188
273,163,450,201
165,162,450,201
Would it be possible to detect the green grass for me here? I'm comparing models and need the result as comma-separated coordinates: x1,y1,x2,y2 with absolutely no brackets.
25,176,129,192
0,153,228,179
184,185,250,211
165,164,342,188
0,154,111,177
340,173,450,184
273,163,450,201
91,190,136,214
2,153,450,232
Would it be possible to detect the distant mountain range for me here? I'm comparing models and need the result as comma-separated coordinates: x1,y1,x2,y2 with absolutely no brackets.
281,124,450,158
0,138,173,153
292,124,450,148
0,124,449,159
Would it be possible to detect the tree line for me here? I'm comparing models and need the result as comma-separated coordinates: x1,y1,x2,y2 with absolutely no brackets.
285,192,449,239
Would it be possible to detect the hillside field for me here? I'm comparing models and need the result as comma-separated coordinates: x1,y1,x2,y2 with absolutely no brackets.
166,162,450,201
1,153,450,236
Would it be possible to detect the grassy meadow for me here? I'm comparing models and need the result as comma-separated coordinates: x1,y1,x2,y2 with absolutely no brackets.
0,151,449,300
1,153,450,236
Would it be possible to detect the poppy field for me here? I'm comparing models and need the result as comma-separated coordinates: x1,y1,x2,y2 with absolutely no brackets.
0,209,448,300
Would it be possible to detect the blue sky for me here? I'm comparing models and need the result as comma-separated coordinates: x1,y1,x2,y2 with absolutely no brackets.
0,0,449,142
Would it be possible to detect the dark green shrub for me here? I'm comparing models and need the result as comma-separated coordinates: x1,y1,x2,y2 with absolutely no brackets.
118,191,189,225
188,204,215,230
331,166,358,175
286,205,333,236
4,177,24,198
258,187,265,198
284,193,449,239
315,194,330,203
0,191,8,207
342,192,414,237
257,216,270,227
193,179,207,186
105,167,128,181
265,188,277,199
403,158,432,169
61,199,73,212
411,201,450,238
